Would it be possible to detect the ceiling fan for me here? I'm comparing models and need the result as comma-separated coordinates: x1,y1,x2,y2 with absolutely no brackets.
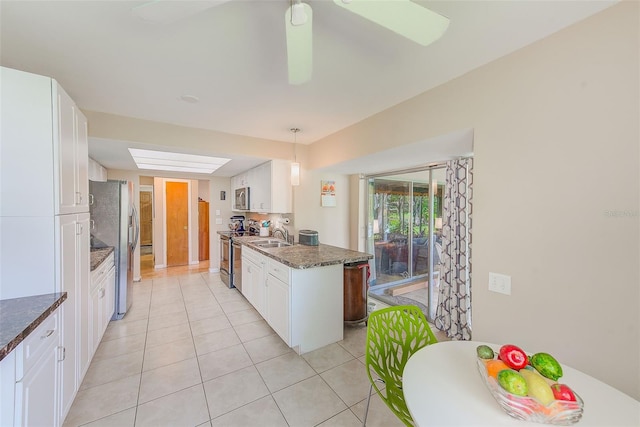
132,0,450,85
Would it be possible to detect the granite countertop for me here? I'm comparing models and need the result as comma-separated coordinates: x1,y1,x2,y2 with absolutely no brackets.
234,236,373,269
91,246,114,271
0,292,67,362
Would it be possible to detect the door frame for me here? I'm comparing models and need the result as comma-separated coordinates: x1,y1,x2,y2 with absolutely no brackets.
162,179,192,267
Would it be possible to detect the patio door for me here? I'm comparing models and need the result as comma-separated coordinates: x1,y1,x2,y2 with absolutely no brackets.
365,166,445,321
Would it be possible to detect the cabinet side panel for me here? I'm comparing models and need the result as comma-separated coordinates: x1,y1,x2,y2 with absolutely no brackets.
0,216,56,299
0,67,55,217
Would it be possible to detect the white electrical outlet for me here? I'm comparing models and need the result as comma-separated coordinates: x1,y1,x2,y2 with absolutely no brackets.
489,272,511,295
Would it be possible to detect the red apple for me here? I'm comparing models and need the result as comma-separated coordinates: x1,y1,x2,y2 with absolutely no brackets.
551,383,576,402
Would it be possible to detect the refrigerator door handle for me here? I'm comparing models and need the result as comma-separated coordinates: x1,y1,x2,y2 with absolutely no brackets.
131,204,140,251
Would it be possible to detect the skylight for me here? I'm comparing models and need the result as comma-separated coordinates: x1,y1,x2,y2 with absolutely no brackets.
128,148,230,175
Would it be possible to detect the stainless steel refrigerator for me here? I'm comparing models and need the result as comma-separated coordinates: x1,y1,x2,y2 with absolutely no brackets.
89,180,139,320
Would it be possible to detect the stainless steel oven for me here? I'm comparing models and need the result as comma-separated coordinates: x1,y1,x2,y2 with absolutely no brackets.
220,234,232,287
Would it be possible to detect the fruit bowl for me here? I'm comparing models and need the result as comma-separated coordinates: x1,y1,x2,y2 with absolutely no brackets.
477,359,584,425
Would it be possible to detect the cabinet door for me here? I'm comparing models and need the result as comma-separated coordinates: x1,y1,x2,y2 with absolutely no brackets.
15,339,59,427
89,281,103,355
102,266,116,333
75,109,89,210
77,213,91,379
56,86,78,215
266,274,290,345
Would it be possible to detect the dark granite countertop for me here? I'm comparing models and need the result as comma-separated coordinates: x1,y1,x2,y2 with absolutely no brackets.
91,246,114,271
0,292,67,362
233,236,372,269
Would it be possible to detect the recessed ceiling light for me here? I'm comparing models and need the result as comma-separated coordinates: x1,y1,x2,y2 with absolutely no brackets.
128,148,230,174
180,94,200,103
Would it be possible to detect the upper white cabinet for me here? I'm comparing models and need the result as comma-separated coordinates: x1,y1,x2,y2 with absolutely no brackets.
233,160,292,213
88,157,108,182
0,66,89,217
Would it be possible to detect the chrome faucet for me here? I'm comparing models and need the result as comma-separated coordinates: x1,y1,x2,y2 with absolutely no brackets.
273,227,289,243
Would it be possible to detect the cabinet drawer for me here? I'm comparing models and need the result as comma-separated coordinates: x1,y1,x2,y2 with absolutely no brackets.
243,246,262,265
91,252,114,288
268,260,290,285
17,308,60,377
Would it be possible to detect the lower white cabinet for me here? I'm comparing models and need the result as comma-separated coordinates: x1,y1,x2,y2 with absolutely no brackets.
14,306,62,427
89,253,115,356
241,246,343,353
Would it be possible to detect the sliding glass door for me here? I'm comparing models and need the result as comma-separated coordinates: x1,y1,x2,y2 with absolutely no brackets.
366,167,445,321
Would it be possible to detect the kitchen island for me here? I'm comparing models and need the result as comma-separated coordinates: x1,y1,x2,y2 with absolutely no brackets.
234,236,372,354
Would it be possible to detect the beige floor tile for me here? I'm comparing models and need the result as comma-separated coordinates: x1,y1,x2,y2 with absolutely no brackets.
302,343,355,373
78,407,136,427
320,359,370,407
272,376,347,426
317,409,363,427
193,327,240,355
63,375,140,426
203,366,270,419
183,293,219,307
187,304,225,322
92,333,146,362
338,325,368,358
102,318,148,342
145,322,192,348
219,298,253,315
198,344,254,381
149,303,187,319
242,333,292,364
233,319,274,343
138,358,202,404
350,393,406,427
225,308,262,326
80,350,144,390
147,310,189,332
255,352,316,393
117,304,149,323
143,337,196,371
209,395,288,427
135,384,209,427
209,287,243,303
190,313,232,337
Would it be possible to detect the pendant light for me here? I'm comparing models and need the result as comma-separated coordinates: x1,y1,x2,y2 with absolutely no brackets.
291,128,301,186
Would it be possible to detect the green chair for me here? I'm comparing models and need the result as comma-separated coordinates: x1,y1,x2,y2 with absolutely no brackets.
362,305,438,426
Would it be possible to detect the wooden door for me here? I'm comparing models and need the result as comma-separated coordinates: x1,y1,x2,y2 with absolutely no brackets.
140,191,153,246
198,200,209,261
166,182,189,266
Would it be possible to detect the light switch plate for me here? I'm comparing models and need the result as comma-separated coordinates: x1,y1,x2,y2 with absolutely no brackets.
489,272,511,295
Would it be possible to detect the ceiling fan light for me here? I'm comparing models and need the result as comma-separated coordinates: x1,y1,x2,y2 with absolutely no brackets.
291,2,308,26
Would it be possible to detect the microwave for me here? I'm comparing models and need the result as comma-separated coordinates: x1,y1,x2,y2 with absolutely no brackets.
234,187,250,210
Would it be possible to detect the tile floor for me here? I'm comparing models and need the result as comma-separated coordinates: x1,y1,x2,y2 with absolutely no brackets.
63,270,446,427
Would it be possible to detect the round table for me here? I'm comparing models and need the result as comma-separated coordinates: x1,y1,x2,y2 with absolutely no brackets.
402,341,640,426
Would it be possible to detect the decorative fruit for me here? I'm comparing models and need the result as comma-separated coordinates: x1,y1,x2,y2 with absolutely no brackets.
485,359,510,379
476,345,495,359
519,369,555,405
497,369,528,396
530,353,563,381
551,383,577,402
499,344,529,370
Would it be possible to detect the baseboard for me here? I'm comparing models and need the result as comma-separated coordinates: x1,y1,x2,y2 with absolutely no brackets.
209,267,220,273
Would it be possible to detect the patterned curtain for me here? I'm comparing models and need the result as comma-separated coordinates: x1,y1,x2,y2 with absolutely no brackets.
434,158,473,340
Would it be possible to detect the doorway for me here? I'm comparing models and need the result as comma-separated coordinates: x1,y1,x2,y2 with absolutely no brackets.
166,181,189,266
365,166,445,321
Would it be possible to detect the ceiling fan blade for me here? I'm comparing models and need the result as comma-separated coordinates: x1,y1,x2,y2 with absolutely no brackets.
285,2,313,85
132,0,232,24
333,0,450,46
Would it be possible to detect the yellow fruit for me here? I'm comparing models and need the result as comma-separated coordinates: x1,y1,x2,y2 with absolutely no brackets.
520,368,555,406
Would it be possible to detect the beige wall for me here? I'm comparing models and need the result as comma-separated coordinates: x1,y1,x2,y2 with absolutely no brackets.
308,2,640,399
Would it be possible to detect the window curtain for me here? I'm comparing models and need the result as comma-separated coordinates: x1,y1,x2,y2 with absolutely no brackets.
434,158,473,340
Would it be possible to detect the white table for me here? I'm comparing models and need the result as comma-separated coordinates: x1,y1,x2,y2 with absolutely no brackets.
402,341,640,426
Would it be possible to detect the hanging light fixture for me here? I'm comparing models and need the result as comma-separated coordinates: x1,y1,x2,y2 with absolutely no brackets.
290,128,301,186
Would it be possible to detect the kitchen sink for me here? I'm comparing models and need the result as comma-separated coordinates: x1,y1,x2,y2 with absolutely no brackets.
252,239,291,248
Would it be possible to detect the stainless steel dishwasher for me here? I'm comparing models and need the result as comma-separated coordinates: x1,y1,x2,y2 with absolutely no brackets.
232,240,242,293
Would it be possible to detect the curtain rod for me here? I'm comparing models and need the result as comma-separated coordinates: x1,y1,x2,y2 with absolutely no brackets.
360,155,473,179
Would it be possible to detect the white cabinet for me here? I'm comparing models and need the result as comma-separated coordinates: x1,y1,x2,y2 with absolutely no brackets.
0,66,90,427
0,350,17,426
88,157,108,182
0,66,89,218
232,160,292,213
242,247,266,317
89,253,116,357
14,306,62,427
241,246,343,353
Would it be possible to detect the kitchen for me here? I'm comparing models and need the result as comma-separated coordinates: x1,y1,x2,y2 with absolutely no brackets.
1,1,639,426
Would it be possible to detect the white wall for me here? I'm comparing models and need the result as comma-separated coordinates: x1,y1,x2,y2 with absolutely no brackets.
307,2,639,399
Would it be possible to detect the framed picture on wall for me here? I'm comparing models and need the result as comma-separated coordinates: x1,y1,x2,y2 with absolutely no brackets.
321,180,336,207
